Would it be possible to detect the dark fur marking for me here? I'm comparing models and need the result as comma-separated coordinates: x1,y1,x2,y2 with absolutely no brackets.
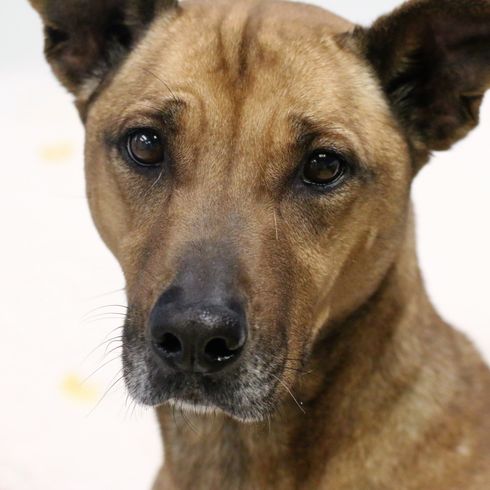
355,0,490,166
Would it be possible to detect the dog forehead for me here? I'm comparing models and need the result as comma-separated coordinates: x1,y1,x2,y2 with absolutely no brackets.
163,0,352,74
174,0,354,38
91,0,406,175
100,0,371,118
105,0,355,92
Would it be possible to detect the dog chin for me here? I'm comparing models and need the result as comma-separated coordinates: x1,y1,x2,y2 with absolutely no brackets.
129,384,275,423
167,399,222,417
167,395,277,423
165,399,264,423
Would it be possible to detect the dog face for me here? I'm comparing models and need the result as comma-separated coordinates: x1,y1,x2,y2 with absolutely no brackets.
85,1,413,421
30,0,490,421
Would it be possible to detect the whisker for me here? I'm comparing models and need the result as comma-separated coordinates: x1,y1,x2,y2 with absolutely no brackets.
81,333,123,363
82,356,122,385
131,398,141,420
102,337,124,356
142,68,180,104
87,372,125,417
81,304,128,320
124,395,139,421
271,373,306,415
82,312,127,323
84,287,126,301
124,391,133,411
102,325,125,338
101,344,123,361
148,169,164,193
139,168,165,202
283,357,312,376
82,315,128,326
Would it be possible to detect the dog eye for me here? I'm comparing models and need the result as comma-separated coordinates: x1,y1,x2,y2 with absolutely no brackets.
302,150,347,187
126,129,165,167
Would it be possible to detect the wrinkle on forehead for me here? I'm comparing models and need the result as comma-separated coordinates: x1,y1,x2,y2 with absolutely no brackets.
92,0,408,185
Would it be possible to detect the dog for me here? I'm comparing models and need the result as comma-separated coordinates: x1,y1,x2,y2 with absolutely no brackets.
29,0,490,488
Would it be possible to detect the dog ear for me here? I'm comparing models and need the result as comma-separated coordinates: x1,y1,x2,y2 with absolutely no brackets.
354,0,490,164
29,0,177,105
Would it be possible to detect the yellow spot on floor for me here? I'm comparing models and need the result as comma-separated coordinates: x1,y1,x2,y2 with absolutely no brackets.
61,374,99,403
39,142,74,163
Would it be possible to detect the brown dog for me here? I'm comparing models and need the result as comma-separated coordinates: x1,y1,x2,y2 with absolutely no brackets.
29,0,490,488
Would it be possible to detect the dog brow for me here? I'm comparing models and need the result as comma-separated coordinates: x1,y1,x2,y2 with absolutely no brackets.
291,117,322,148
142,68,182,107
290,116,351,153
102,98,185,147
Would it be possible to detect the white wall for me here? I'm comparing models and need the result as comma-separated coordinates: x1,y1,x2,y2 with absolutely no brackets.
0,1,488,489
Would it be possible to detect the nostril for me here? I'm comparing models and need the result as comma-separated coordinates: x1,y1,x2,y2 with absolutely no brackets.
159,333,182,356
204,338,241,363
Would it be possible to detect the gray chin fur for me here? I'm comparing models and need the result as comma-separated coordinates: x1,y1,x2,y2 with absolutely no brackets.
121,323,286,422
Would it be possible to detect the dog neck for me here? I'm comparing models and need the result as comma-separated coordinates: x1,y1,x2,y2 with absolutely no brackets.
154,221,459,489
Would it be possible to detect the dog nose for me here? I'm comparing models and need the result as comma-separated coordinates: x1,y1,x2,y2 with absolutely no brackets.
149,293,247,374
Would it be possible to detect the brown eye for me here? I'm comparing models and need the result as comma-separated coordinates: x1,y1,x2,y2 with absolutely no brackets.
127,129,165,167
302,150,346,186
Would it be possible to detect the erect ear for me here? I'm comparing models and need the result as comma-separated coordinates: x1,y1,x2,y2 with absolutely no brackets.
29,0,178,109
354,0,490,165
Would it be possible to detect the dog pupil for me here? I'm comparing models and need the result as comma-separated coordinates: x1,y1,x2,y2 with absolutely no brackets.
305,152,341,184
130,131,163,165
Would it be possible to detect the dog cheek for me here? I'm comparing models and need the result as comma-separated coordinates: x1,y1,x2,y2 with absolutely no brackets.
84,156,133,261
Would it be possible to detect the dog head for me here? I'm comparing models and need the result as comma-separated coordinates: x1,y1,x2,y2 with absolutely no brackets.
30,0,490,421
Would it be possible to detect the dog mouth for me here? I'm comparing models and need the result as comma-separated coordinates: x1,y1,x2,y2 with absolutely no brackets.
121,318,287,422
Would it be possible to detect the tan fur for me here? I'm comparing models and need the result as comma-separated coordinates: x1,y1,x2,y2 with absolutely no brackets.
29,0,490,488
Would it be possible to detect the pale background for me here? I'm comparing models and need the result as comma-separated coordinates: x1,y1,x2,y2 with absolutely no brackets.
0,1,488,489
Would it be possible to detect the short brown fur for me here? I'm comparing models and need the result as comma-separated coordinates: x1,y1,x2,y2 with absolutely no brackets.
29,0,490,488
